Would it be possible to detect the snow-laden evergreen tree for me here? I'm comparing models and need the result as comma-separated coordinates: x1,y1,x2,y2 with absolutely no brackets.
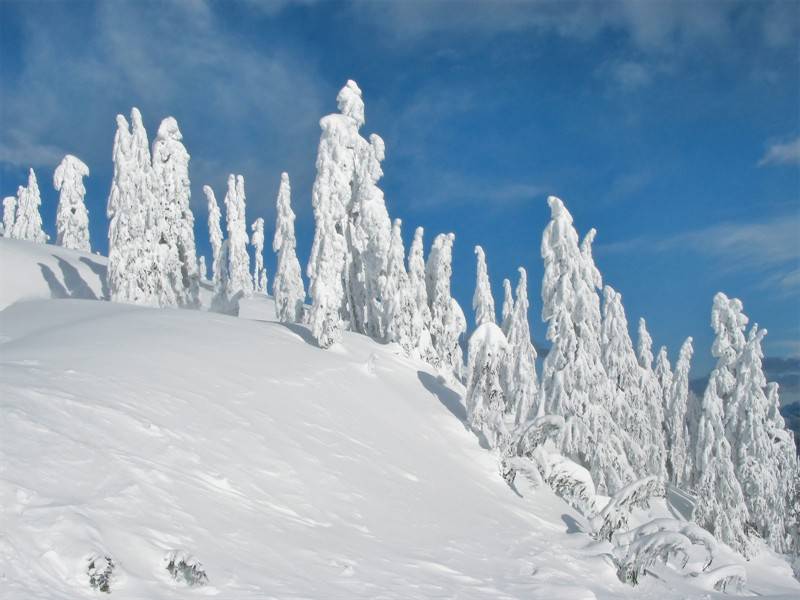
223,174,253,310
636,318,654,371
501,278,514,336
466,322,510,450
11,169,47,243
383,219,417,352
250,217,266,294
3,195,16,237
272,172,305,323
426,232,466,379
203,185,223,286
634,318,668,480
504,267,539,426
691,292,752,557
654,347,673,410
307,81,363,348
472,246,496,327
212,239,232,314
407,226,437,365
600,286,650,477
540,196,635,494
53,155,91,251
349,133,392,339
665,337,693,486
198,255,208,282
151,116,199,307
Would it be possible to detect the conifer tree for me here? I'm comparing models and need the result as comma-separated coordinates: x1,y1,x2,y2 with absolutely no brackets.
540,196,634,494
383,219,417,351
472,246,496,327
426,232,466,379
251,217,267,294
307,81,362,347
505,267,539,426
691,293,752,557
151,117,199,307
466,322,510,450
665,337,693,486
11,169,47,243
53,154,91,252
272,172,305,323
501,278,514,336
3,195,16,238
198,255,208,282
204,185,223,286
223,174,252,311
407,226,437,365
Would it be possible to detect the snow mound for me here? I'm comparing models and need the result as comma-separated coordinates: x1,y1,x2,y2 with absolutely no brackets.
1,240,799,599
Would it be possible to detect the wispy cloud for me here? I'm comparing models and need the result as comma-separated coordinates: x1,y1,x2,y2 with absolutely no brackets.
758,137,800,167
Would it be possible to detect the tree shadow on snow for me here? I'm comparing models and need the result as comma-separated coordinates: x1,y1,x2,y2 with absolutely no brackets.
417,371,467,423
78,257,109,300
561,514,584,534
38,263,68,299
55,256,97,300
277,321,319,347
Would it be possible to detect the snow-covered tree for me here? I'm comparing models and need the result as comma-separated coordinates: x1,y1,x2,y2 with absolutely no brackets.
654,347,673,409
107,109,161,305
665,337,693,486
3,195,16,237
223,174,253,310
501,278,514,336
53,154,91,251
766,382,800,553
505,267,539,426
407,226,437,365
466,322,510,450
636,319,669,480
151,116,199,308
349,133,392,339
204,185,223,286
636,318,654,370
11,169,47,243
383,219,417,352
211,239,232,314
307,81,362,348
426,232,466,379
600,286,650,477
540,196,634,494
198,255,208,282
691,292,752,557
250,217,266,294
472,246,496,327
272,172,305,323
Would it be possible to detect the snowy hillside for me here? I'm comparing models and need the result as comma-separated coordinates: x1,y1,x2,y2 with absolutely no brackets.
1,239,799,599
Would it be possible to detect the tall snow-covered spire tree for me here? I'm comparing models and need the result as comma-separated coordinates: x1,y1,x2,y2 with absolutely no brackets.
198,255,208,282
766,382,800,553
407,226,437,365
633,317,668,480
383,219,417,351
151,116,199,308
665,336,693,486
501,278,514,336
272,172,305,323
505,267,539,426
204,185,223,286
251,217,266,294
53,155,91,251
691,292,752,557
426,232,467,379
472,246,496,327
654,347,673,410
3,195,16,238
540,196,634,494
307,80,363,347
636,317,654,370
11,169,47,243
600,286,650,476
222,174,252,311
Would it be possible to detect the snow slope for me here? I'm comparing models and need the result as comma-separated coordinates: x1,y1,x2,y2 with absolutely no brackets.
1,239,798,599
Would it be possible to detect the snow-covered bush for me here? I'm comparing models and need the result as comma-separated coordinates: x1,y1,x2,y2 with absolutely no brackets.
691,565,746,593
592,476,661,541
87,553,115,593
613,518,717,572
513,414,564,459
614,531,694,586
540,453,597,515
163,550,208,587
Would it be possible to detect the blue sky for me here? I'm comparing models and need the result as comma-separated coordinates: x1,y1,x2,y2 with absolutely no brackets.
1,0,798,376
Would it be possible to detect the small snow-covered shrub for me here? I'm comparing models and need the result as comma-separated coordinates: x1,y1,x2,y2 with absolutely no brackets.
542,453,596,515
613,518,717,573
514,415,564,458
87,554,114,593
163,550,208,587
615,531,693,586
691,564,746,593
592,475,660,541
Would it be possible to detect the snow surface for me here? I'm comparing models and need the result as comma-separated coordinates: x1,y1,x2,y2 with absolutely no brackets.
1,238,799,599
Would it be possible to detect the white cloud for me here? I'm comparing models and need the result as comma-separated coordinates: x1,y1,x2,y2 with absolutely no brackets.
758,137,800,167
